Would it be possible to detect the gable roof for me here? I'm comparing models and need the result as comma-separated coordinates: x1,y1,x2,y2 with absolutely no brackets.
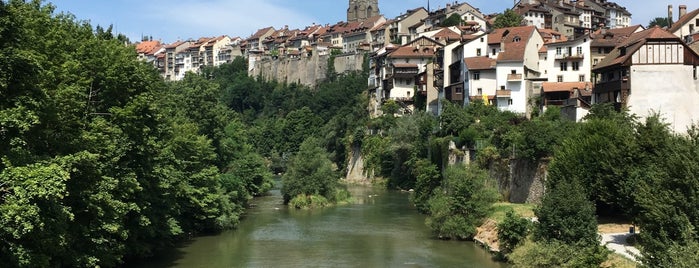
593,27,686,71
135,41,162,55
668,7,699,33
249,27,275,40
590,25,644,47
487,26,538,62
464,56,496,70
388,36,443,58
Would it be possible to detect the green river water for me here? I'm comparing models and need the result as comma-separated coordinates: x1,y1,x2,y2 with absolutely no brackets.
134,184,507,268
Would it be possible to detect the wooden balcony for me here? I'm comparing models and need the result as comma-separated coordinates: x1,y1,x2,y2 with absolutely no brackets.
593,78,630,94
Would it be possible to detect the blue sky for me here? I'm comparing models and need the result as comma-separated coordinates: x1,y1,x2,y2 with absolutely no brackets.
47,0,692,43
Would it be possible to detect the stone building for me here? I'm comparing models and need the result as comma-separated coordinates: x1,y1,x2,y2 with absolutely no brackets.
348,0,380,22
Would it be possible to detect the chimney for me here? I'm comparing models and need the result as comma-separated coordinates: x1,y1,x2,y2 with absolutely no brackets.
668,5,674,27
680,5,687,18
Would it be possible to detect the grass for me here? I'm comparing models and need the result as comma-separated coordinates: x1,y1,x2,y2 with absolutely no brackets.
601,253,638,268
489,202,536,223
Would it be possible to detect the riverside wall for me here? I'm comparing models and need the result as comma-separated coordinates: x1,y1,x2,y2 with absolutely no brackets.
248,52,365,88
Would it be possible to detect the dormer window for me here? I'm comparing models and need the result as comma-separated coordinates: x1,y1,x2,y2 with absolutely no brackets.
619,47,626,56
513,36,521,42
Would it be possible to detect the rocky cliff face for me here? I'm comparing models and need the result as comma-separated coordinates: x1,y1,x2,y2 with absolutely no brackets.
489,158,547,204
249,52,365,88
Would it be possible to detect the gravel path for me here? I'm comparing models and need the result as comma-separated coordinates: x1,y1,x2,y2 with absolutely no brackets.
600,232,641,262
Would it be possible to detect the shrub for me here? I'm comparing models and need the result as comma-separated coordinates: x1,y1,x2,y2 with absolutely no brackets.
426,165,499,239
509,240,609,267
497,210,530,254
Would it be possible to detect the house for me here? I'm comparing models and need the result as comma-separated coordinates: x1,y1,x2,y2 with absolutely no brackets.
246,27,276,53
135,40,164,68
668,5,699,43
389,8,429,45
590,25,644,67
343,15,386,52
592,27,699,133
464,56,498,106
544,36,592,83
162,41,192,81
514,2,551,29
489,26,545,115
378,36,444,114
541,82,592,121
423,1,484,31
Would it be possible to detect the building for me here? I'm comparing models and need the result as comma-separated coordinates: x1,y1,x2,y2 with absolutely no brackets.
592,27,699,133
668,5,699,43
541,81,592,121
162,41,192,81
347,0,380,22
388,8,429,45
246,27,276,54
544,36,592,83
589,25,644,67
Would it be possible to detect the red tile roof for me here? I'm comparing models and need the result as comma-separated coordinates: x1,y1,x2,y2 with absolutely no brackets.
669,7,699,33
249,27,275,40
542,82,592,93
489,26,538,62
464,56,496,70
590,25,643,47
432,28,461,42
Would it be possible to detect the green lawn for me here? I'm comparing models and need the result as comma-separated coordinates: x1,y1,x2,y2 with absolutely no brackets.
489,202,536,223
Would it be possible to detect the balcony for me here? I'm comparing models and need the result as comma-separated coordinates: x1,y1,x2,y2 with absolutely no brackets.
594,77,630,94
555,53,585,60
394,67,419,78
496,90,511,97
507,73,523,81
382,79,394,91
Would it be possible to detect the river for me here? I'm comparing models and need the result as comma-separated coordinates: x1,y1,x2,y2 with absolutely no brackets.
135,184,507,267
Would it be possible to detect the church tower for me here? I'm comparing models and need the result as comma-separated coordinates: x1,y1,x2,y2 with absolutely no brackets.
347,0,380,22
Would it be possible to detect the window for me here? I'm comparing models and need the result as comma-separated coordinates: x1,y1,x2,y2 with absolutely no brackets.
572,62,579,71
508,99,513,105
477,88,483,95
492,48,496,55
560,62,568,71
473,71,480,80
579,75,585,82
557,75,563,82
594,59,599,65
513,36,521,42
500,86,506,90
576,47,583,55
556,47,562,55
476,48,481,56
511,70,517,74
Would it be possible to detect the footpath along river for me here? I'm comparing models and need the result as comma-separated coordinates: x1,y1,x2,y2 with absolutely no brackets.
135,183,507,267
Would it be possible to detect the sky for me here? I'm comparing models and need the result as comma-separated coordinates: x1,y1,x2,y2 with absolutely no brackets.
47,0,695,43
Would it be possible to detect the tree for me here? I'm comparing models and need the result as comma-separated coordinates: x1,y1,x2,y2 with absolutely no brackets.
441,13,464,27
493,9,524,29
281,137,338,204
426,165,499,239
410,159,441,213
648,17,670,28
497,210,530,254
534,178,598,247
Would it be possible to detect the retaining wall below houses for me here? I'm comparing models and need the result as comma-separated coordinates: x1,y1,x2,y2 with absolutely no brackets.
249,52,365,88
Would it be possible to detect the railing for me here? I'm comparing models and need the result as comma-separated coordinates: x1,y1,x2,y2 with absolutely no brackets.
555,53,585,60
507,73,522,81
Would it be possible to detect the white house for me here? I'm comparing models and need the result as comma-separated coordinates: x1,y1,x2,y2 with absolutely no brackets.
668,5,699,43
592,27,699,133
545,36,592,83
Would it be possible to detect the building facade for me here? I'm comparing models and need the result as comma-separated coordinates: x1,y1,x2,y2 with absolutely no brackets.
348,0,380,22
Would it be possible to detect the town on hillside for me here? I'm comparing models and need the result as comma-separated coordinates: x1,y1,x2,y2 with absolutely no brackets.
135,0,699,133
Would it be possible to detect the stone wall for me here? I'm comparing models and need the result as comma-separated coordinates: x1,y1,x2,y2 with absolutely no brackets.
248,52,365,88
489,158,548,204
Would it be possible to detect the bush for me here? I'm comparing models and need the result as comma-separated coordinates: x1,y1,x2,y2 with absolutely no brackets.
509,240,609,267
497,210,530,254
535,178,598,247
426,165,499,239
288,194,330,209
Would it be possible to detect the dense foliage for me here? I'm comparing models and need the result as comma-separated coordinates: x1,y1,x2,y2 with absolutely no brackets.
497,210,530,254
425,165,499,239
493,9,524,29
0,1,275,266
281,138,338,205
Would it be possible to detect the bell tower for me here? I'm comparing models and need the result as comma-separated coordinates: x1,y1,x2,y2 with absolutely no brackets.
347,0,380,22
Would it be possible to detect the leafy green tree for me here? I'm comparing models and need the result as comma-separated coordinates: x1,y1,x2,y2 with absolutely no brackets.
534,178,598,247
281,137,338,204
648,17,670,28
497,210,530,254
441,13,464,27
410,159,441,213
493,9,524,29
509,240,609,267
426,165,499,239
